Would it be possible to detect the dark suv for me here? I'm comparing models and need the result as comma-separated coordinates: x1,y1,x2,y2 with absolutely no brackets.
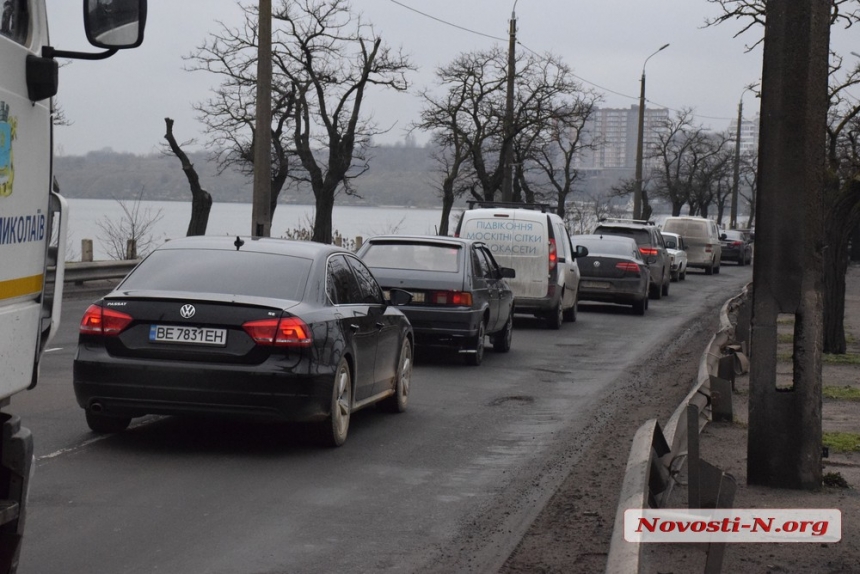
592,219,672,299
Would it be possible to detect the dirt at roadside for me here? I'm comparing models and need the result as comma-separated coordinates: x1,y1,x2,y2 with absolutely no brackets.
502,263,860,574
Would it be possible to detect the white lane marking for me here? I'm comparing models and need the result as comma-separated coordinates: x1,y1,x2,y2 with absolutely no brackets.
37,418,162,462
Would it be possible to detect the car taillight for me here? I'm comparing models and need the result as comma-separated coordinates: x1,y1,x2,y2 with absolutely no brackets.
243,317,313,347
731,241,744,247
615,262,641,276
548,238,558,272
429,291,473,306
639,247,658,257
80,304,133,336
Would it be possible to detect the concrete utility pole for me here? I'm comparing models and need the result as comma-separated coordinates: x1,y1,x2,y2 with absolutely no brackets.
251,0,273,237
632,44,668,220
748,0,830,489
500,3,517,203
730,86,755,230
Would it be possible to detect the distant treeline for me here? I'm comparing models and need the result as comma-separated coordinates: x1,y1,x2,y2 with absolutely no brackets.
54,144,445,208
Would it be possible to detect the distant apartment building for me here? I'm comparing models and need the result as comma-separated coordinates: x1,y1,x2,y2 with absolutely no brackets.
571,105,669,196
727,114,760,155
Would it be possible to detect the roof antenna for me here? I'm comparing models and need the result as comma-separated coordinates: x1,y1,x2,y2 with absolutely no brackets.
234,236,244,250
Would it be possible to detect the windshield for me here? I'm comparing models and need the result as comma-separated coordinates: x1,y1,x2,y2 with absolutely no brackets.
119,249,312,300
362,242,462,272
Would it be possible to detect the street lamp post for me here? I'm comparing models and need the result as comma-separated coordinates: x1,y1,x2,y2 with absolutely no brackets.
731,85,756,230
501,1,518,203
251,0,273,237
633,43,669,221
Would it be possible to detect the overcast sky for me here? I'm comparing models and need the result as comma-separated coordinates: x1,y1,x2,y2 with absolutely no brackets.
45,0,855,157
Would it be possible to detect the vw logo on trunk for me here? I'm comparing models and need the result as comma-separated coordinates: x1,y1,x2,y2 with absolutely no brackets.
180,304,196,319
593,261,601,268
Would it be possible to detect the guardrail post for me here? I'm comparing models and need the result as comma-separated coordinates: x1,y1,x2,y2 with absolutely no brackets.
81,239,93,262
355,236,363,251
687,404,701,509
709,375,734,423
125,239,137,260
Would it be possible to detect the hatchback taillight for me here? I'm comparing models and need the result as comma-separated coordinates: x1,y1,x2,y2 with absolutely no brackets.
731,241,744,247
243,317,313,347
548,238,558,272
80,304,133,336
639,247,658,257
429,291,473,306
615,262,641,276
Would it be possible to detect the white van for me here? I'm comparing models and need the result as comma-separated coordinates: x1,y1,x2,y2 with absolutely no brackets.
456,203,587,329
661,216,724,275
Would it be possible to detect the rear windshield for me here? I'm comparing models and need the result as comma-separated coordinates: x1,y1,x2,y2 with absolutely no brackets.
663,220,709,238
361,242,461,273
662,235,678,249
593,226,650,246
723,230,745,241
577,237,639,258
119,249,312,300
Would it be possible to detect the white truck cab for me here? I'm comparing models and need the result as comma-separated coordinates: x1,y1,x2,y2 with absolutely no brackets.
0,1,146,568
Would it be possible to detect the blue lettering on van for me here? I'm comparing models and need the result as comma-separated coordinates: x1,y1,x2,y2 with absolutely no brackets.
0,212,46,245
474,220,534,231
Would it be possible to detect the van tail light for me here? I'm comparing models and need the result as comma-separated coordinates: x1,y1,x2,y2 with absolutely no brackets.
243,317,313,347
429,291,472,306
615,262,641,276
548,238,558,272
705,245,713,253
80,304,133,336
639,247,658,257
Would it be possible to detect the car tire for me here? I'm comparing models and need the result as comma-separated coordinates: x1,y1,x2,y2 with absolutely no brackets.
319,357,352,447
465,320,485,366
671,271,678,282
715,264,721,274
680,267,687,281
492,313,513,353
547,300,563,330
85,411,131,434
661,275,670,296
380,338,412,413
705,261,714,275
738,254,745,266
632,297,647,316
562,294,577,323
649,282,662,300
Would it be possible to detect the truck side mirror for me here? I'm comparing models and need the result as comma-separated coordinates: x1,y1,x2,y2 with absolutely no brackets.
85,0,148,49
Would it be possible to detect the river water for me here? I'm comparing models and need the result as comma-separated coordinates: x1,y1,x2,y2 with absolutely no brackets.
66,199,455,261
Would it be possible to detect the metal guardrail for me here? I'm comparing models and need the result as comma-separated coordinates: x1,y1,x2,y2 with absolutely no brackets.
605,283,752,574
47,260,140,285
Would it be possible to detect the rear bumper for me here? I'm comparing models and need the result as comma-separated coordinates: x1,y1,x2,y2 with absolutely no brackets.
398,306,483,347
513,284,559,314
578,281,646,305
73,349,334,422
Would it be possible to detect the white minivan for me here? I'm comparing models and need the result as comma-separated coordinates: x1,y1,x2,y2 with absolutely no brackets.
456,203,587,329
661,216,724,275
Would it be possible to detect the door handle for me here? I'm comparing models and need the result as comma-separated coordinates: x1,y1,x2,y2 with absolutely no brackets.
350,324,360,333
375,322,385,330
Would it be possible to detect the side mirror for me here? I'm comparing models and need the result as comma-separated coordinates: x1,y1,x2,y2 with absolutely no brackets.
500,267,516,279
720,233,727,241
647,255,658,264
85,0,148,49
387,288,413,306
574,245,589,258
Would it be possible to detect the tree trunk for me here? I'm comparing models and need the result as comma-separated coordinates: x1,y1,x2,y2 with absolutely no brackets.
852,220,860,261
438,178,455,236
672,201,684,216
164,118,212,236
822,179,860,353
312,184,337,244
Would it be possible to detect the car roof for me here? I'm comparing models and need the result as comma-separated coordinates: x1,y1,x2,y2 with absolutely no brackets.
661,231,681,238
594,219,656,230
154,236,351,259
576,233,638,245
365,235,474,247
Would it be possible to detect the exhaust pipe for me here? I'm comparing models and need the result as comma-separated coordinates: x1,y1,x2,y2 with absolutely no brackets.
90,402,104,414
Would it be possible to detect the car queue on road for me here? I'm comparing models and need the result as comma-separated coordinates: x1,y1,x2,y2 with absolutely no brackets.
71,206,750,448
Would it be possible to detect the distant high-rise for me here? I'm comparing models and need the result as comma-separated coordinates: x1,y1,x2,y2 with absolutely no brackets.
574,105,669,171
728,114,760,155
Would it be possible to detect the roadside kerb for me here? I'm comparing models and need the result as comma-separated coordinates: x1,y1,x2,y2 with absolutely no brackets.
605,284,751,574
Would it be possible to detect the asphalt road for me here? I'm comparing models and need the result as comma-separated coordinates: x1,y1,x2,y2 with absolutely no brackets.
15,265,751,574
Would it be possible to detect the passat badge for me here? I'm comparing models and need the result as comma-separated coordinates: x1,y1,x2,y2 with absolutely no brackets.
180,304,196,319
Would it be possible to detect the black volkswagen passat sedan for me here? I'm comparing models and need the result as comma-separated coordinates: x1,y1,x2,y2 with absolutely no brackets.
74,236,414,447
357,236,515,366
574,234,652,315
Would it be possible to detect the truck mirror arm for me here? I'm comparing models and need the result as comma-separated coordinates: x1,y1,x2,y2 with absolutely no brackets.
42,46,119,61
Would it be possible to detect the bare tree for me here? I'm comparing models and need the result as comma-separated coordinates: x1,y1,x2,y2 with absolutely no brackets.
96,193,164,260
739,149,759,227
188,0,413,243
163,118,212,236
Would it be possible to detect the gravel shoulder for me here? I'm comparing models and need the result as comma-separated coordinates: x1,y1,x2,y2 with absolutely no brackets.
502,263,860,574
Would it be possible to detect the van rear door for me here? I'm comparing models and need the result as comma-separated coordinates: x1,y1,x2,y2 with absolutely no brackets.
460,211,548,298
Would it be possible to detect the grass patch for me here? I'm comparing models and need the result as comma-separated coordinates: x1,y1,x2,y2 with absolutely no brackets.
777,317,795,325
823,353,860,365
823,386,860,401
778,333,794,344
823,472,849,488
777,352,792,363
823,432,860,453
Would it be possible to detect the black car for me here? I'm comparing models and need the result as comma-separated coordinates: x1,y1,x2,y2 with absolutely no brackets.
575,234,652,315
720,229,753,265
592,218,671,300
73,236,414,447
357,236,515,366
